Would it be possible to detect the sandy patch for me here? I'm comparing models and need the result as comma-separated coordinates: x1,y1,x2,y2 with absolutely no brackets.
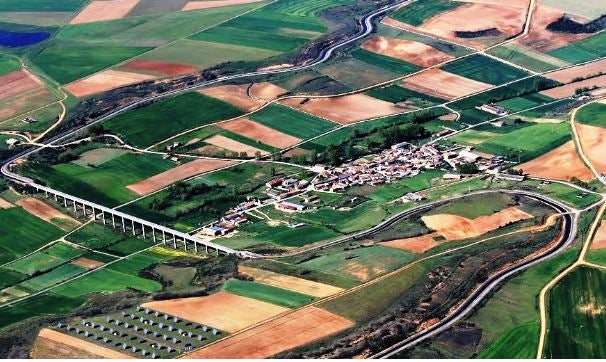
65,69,156,97
240,266,343,298
516,4,591,52
281,94,400,124
422,207,534,240
182,0,265,11
361,36,454,67
590,223,606,249
199,82,284,111
70,0,140,24
16,197,80,227
382,232,442,253
184,306,353,359
71,257,105,270
516,141,594,182
31,328,134,359
73,148,131,167
0,69,44,101
218,118,301,149
576,123,606,174
142,291,289,333
127,158,235,195
401,68,493,99
204,134,269,157
540,74,606,98
120,59,199,77
0,197,13,209
545,59,606,83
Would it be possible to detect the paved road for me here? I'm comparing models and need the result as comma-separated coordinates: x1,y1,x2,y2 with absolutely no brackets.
371,191,577,359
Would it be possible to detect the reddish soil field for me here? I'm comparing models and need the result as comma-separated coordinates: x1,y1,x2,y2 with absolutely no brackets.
516,5,591,52
0,69,44,101
422,207,534,240
142,291,289,333
204,134,268,157
516,140,594,182
65,69,156,97
184,306,353,359
362,36,454,67
240,266,343,298
71,257,105,270
281,94,400,124
454,0,528,8
576,123,606,174
16,197,80,227
283,147,310,158
195,144,225,156
182,0,265,11
381,232,441,253
590,223,606,249
0,197,13,209
70,0,140,24
31,329,134,359
545,59,606,83
219,118,301,148
401,68,493,99
540,74,606,98
127,158,235,195
120,59,199,77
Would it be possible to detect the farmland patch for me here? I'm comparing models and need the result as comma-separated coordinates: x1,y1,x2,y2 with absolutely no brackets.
64,69,156,97
218,118,301,148
516,141,593,182
401,68,493,99
361,36,454,67
70,0,141,24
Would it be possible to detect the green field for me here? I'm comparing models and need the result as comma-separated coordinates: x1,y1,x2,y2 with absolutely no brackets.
266,0,355,16
105,92,243,147
0,56,21,76
0,293,86,330
250,103,336,139
22,152,175,207
318,58,400,90
65,223,125,249
366,83,446,105
351,48,421,75
19,263,87,291
497,93,554,112
222,279,314,308
576,102,606,128
296,200,388,234
428,193,514,219
487,44,566,73
441,54,530,85
389,0,463,26
548,32,606,63
223,222,340,248
0,208,64,265
359,170,444,202
0,0,87,11
53,266,161,297
546,266,606,358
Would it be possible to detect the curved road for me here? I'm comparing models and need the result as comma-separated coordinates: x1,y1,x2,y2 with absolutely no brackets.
371,192,577,359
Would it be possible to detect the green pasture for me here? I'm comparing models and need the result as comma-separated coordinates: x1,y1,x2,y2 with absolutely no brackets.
357,170,444,202
224,222,340,248
296,200,387,234
351,48,421,75
549,32,606,63
54,267,162,297
19,263,88,292
0,56,20,76
6,252,66,276
366,83,446,105
441,54,530,85
266,0,355,16
427,192,514,219
0,0,87,12
0,293,85,329
546,266,606,358
389,0,463,26
222,279,313,308
497,93,554,112
251,104,336,139
65,223,124,249
576,102,606,128
104,238,151,257
487,44,566,73
318,57,401,90
518,179,602,209
44,243,85,260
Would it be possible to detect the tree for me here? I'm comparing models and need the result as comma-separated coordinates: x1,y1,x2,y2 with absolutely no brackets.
456,162,479,174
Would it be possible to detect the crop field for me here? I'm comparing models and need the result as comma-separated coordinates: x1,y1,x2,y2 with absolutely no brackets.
222,221,340,249
65,223,126,249
21,152,175,207
576,102,606,128
0,293,87,330
351,48,421,75
548,32,606,64
0,56,21,76
0,0,87,12
376,23,470,58
266,0,355,16
497,93,554,112
318,58,400,90
540,0,606,20
487,44,565,73
222,279,314,308
546,266,606,358
441,54,530,85
104,92,243,147
18,264,88,292
389,0,463,26
366,83,446,105
250,104,336,139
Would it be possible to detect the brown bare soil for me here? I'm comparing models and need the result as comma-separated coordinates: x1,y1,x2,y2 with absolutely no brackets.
199,82,284,111
453,0,528,8
0,88,54,121
142,291,289,333
439,113,459,121
127,158,235,195
422,207,534,240
70,0,140,24
576,123,606,174
283,147,309,158
240,266,343,298
0,69,44,101
65,69,156,97
120,59,199,77
16,197,80,227
516,4,591,52
31,328,134,359
545,58,606,83
281,94,400,124
195,144,225,155
590,223,606,249
249,82,287,101
71,257,105,269
218,118,301,148
381,232,442,253
515,140,594,182
204,134,269,157
401,68,493,99
184,306,353,358
361,36,454,67
540,74,606,98
0,197,13,209
182,0,265,11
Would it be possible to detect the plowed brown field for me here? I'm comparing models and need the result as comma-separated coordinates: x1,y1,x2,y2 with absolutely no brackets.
362,36,453,67
71,257,105,269
204,134,268,157
70,0,140,24
16,197,80,227
0,69,44,101
31,328,134,359
182,0,265,11
240,266,343,298
65,69,156,97
0,197,13,209
545,58,606,83
199,82,285,111
516,140,593,182
401,68,493,99
381,232,441,253
590,223,606,249
576,123,606,174
218,118,301,148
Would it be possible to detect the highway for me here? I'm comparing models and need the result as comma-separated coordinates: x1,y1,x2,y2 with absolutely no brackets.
371,192,577,359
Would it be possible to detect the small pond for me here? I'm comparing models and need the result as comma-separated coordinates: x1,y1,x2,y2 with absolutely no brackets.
0,30,50,47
